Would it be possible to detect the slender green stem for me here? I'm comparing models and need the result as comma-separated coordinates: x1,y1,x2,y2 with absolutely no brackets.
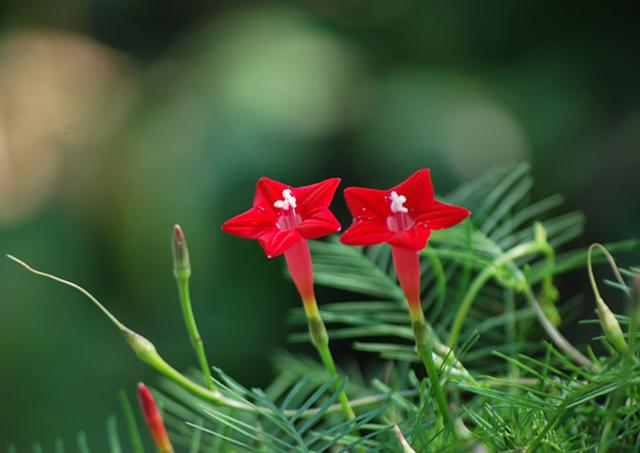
314,341,357,421
448,266,494,349
172,225,216,391
521,285,597,370
447,237,598,370
7,254,125,330
504,289,519,381
587,243,630,301
7,254,384,420
175,274,216,391
412,317,453,428
135,339,399,419
305,310,357,422
448,240,549,349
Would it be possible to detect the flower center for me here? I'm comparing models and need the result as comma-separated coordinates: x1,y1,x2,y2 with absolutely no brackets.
386,191,414,232
274,189,301,230
274,189,297,211
389,191,408,214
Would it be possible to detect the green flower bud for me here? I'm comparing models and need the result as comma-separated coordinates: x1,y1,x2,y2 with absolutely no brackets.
172,224,191,279
596,297,636,364
122,327,159,363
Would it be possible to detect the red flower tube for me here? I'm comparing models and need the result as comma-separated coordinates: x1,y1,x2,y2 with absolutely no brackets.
340,169,469,320
221,177,341,317
137,382,174,453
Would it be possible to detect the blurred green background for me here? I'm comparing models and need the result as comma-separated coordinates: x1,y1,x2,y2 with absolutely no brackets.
0,0,638,448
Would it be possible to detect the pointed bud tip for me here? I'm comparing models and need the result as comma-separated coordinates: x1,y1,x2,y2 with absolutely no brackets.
172,225,191,278
137,381,157,417
173,224,184,240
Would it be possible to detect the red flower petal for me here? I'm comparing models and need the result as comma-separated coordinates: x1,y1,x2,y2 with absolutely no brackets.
253,177,290,210
295,178,341,216
387,226,432,251
392,169,435,212
415,201,470,230
297,210,341,239
343,186,390,222
221,207,276,239
340,221,391,246
258,229,303,258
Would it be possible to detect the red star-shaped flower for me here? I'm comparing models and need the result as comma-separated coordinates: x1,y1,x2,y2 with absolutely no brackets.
340,169,469,251
221,176,356,420
341,169,470,315
222,177,342,258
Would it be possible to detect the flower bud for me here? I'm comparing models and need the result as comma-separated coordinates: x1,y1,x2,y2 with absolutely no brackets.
122,327,158,362
596,297,636,363
137,383,174,453
172,224,191,279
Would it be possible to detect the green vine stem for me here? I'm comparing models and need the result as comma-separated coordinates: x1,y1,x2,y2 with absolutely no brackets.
521,284,597,371
412,313,453,428
5,254,397,419
172,225,216,391
305,308,357,421
6,255,126,330
314,340,357,421
446,225,597,372
587,243,637,365
587,243,631,300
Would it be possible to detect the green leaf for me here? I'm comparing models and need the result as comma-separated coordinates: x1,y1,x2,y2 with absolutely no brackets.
119,390,145,453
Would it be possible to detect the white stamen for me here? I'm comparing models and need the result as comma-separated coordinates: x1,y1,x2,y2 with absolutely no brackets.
274,189,297,211
389,191,408,214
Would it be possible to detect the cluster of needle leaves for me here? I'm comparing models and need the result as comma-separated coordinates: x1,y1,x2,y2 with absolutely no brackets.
5,163,640,452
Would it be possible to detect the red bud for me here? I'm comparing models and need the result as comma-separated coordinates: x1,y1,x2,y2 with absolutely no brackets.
137,383,174,453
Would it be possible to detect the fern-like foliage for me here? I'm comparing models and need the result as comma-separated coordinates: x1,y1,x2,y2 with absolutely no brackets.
292,163,636,371
6,163,639,452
